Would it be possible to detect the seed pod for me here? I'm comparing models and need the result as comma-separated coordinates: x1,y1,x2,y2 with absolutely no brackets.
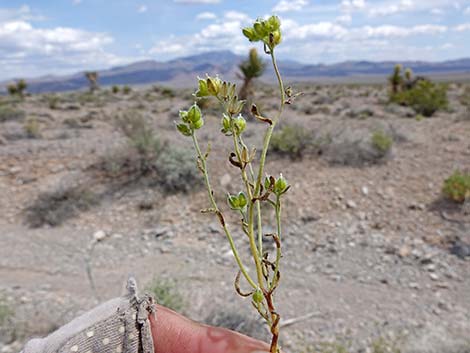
233,115,246,134
176,123,191,136
273,174,289,196
237,192,247,208
187,104,202,124
196,78,209,97
252,289,263,303
190,118,204,130
227,193,240,210
221,114,231,135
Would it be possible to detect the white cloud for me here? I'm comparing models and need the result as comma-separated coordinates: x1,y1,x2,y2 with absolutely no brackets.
336,14,352,24
360,24,446,38
0,19,136,79
196,12,216,20
430,8,443,15
454,23,470,31
137,5,148,13
368,0,414,16
285,21,348,40
174,0,220,4
72,0,82,5
273,0,308,13
0,5,45,22
465,6,470,14
341,0,366,12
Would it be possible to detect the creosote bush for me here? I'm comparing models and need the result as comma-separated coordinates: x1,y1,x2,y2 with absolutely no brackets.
176,15,293,353
371,130,393,154
110,111,201,193
24,117,41,138
443,171,470,203
25,186,98,228
270,124,312,159
0,105,25,122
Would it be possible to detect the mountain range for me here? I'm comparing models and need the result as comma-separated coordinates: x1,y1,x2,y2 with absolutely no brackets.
3,51,470,94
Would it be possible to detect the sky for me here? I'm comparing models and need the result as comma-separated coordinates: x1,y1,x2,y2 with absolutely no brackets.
1,0,470,80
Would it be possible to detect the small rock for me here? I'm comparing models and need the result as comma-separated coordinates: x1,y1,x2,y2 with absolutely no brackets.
409,282,420,290
93,230,107,242
346,200,357,209
398,245,411,258
361,186,369,196
429,273,439,281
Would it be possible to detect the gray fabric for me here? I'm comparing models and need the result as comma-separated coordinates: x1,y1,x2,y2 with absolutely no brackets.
20,278,156,353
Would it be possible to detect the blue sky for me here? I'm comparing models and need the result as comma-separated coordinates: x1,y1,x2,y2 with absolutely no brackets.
1,0,470,80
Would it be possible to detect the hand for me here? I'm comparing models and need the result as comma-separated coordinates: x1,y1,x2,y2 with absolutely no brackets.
150,305,271,353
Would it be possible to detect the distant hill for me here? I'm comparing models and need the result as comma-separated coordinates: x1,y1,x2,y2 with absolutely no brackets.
2,51,470,93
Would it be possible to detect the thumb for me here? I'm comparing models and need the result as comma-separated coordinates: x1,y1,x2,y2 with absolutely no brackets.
150,305,271,353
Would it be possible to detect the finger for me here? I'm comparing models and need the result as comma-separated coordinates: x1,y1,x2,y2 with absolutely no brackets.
150,305,271,353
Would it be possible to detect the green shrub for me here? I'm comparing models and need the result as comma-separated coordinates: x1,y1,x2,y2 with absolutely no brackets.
25,187,98,228
115,112,162,171
391,80,448,117
156,147,202,193
161,87,175,98
371,130,393,154
270,124,312,159
24,117,41,138
47,94,60,109
0,296,13,326
0,105,25,122
146,278,185,313
112,85,120,94
443,171,470,203
122,85,132,94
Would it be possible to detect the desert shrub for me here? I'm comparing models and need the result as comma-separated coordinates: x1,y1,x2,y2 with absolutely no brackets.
23,117,41,138
0,105,25,122
443,171,470,203
204,308,268,341
161,87,175,98
371,130,393,154
7,79,27,97
270,124,312,159
146,278,185,313
390,80,448,117
116,112,163,171
460,86,470,120
0,296,13,327
47,95,60,109
25,187,97,228
111,112,201,193
122,85,132,94
112,85,120,94
156,147,202,193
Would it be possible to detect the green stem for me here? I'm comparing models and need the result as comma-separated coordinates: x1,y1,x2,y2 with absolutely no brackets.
191,132,257,289
271,195,282,290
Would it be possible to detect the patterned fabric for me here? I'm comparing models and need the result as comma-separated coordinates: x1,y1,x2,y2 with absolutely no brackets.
20,278,156,353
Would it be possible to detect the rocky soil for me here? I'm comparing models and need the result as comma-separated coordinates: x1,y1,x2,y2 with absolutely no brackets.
0,83,469,353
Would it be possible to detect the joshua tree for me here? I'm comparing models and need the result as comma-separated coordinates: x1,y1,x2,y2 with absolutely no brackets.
238,48,266,101
85,71,99,93
7,79,27,97
389,64,403,94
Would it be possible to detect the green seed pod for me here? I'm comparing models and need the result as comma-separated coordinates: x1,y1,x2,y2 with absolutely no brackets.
196,78,209,97
270,30,282,47
207,76,222,96
242,27,258,42
264,175,272,190
267,16,281,31
176,123,192,137
187,104,202,124
227,193,240,210
190,118,204,130
237,192,247,208
252,289,263,303
253,21,268,39
274,174,289,196
179,110,189,123
221,114,231,135
233,115,246,134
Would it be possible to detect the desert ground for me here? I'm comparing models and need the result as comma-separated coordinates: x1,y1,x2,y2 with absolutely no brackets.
0,81,469,353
